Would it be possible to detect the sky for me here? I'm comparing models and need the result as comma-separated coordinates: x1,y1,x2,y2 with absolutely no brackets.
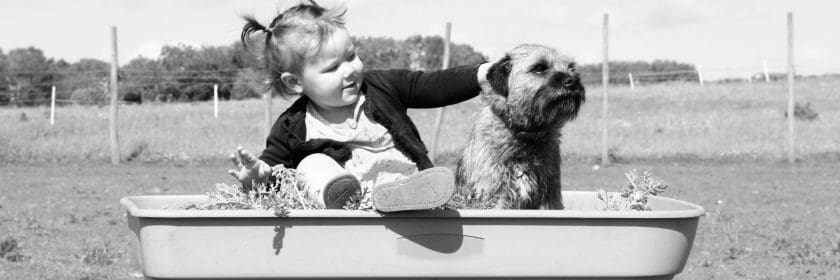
2,0,840,79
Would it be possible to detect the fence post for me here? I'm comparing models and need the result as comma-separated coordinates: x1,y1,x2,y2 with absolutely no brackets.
50,85,56,125
264,91,272,140
628,73,634,90
429,22,451,164
747,73,752,83
763,60,771,82
601,13,610,165
696,65,704,86
109,26,121,165
213,84,219,118
787,12,796,163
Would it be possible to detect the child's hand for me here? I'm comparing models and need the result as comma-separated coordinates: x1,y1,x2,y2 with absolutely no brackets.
227,146,271,188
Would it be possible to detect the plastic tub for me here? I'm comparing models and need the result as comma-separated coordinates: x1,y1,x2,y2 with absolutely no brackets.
120,191,704,279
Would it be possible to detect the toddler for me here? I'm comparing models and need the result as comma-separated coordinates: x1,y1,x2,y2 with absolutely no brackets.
228,0,489,211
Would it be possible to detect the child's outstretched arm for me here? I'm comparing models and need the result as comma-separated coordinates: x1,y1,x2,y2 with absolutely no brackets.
378,63,490,108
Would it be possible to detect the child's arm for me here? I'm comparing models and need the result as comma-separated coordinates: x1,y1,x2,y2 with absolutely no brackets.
228,119,295,188
376,63,490,109
259,132,294,168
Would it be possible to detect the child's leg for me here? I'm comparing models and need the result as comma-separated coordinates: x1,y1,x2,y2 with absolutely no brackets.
297,153,360,209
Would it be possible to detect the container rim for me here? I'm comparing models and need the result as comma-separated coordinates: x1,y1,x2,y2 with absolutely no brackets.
120,191,705,219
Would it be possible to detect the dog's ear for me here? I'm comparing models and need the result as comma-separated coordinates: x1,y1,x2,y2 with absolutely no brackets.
487,55,512,98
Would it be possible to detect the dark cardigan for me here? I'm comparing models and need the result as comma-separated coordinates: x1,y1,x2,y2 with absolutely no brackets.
258,64,483,170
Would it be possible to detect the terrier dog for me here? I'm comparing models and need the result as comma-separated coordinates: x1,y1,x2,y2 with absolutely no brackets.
455,44,585,209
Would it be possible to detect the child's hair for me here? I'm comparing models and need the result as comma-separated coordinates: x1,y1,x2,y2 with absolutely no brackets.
241,0,347,97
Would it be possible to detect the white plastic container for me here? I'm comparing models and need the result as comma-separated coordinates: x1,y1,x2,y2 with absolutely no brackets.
120,191,704,279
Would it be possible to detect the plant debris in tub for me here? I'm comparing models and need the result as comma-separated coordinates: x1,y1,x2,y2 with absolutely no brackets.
595,169,669,211
181,167,668,212
182,165,375,213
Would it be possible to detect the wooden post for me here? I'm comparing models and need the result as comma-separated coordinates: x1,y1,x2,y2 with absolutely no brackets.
50,85,56,125
747,73,752,83
11,86,17,108
109,26,120,165
628,73,634,90
787,12,795,163
697,65,704,86
429,22,451,164
601,13,610,165
264,91,272,139
213,84,219,118
763,60,771,82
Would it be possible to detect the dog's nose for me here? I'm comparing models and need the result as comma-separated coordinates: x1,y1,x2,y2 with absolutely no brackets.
563,75,580,87
553,72,579,88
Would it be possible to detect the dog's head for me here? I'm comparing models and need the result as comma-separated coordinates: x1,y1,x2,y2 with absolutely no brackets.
482,44,585,138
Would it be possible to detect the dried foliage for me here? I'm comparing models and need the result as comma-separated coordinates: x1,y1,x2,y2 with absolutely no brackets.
445,190,505,210
343,187,376,211
185,165,316,213
596,169,669,211
185,167,671,212
185,165,376,213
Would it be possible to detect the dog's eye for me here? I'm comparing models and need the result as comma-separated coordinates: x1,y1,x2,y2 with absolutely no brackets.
532,64,548,74
568,62,577,73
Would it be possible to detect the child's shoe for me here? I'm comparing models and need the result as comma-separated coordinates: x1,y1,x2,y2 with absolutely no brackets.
371,167,454,212
322,174,361,209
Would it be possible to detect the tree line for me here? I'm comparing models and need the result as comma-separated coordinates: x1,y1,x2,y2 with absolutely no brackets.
0,38,699,106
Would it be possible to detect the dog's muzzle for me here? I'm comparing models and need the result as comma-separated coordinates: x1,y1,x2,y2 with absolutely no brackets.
551,72,581,89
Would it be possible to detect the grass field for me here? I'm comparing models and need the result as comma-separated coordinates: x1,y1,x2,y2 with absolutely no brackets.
1,79,839,164
1,80,839,279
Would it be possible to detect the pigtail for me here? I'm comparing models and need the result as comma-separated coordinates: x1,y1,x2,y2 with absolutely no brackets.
305,0,324,17
241,15,270,52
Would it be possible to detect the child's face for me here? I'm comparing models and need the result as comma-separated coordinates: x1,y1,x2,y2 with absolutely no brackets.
299,28,364,111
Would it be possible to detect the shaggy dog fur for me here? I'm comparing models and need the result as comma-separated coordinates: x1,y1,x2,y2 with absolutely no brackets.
455,44,585,209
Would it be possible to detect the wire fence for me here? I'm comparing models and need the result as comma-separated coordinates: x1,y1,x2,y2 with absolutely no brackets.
0,68,246,106
2,61,836,107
